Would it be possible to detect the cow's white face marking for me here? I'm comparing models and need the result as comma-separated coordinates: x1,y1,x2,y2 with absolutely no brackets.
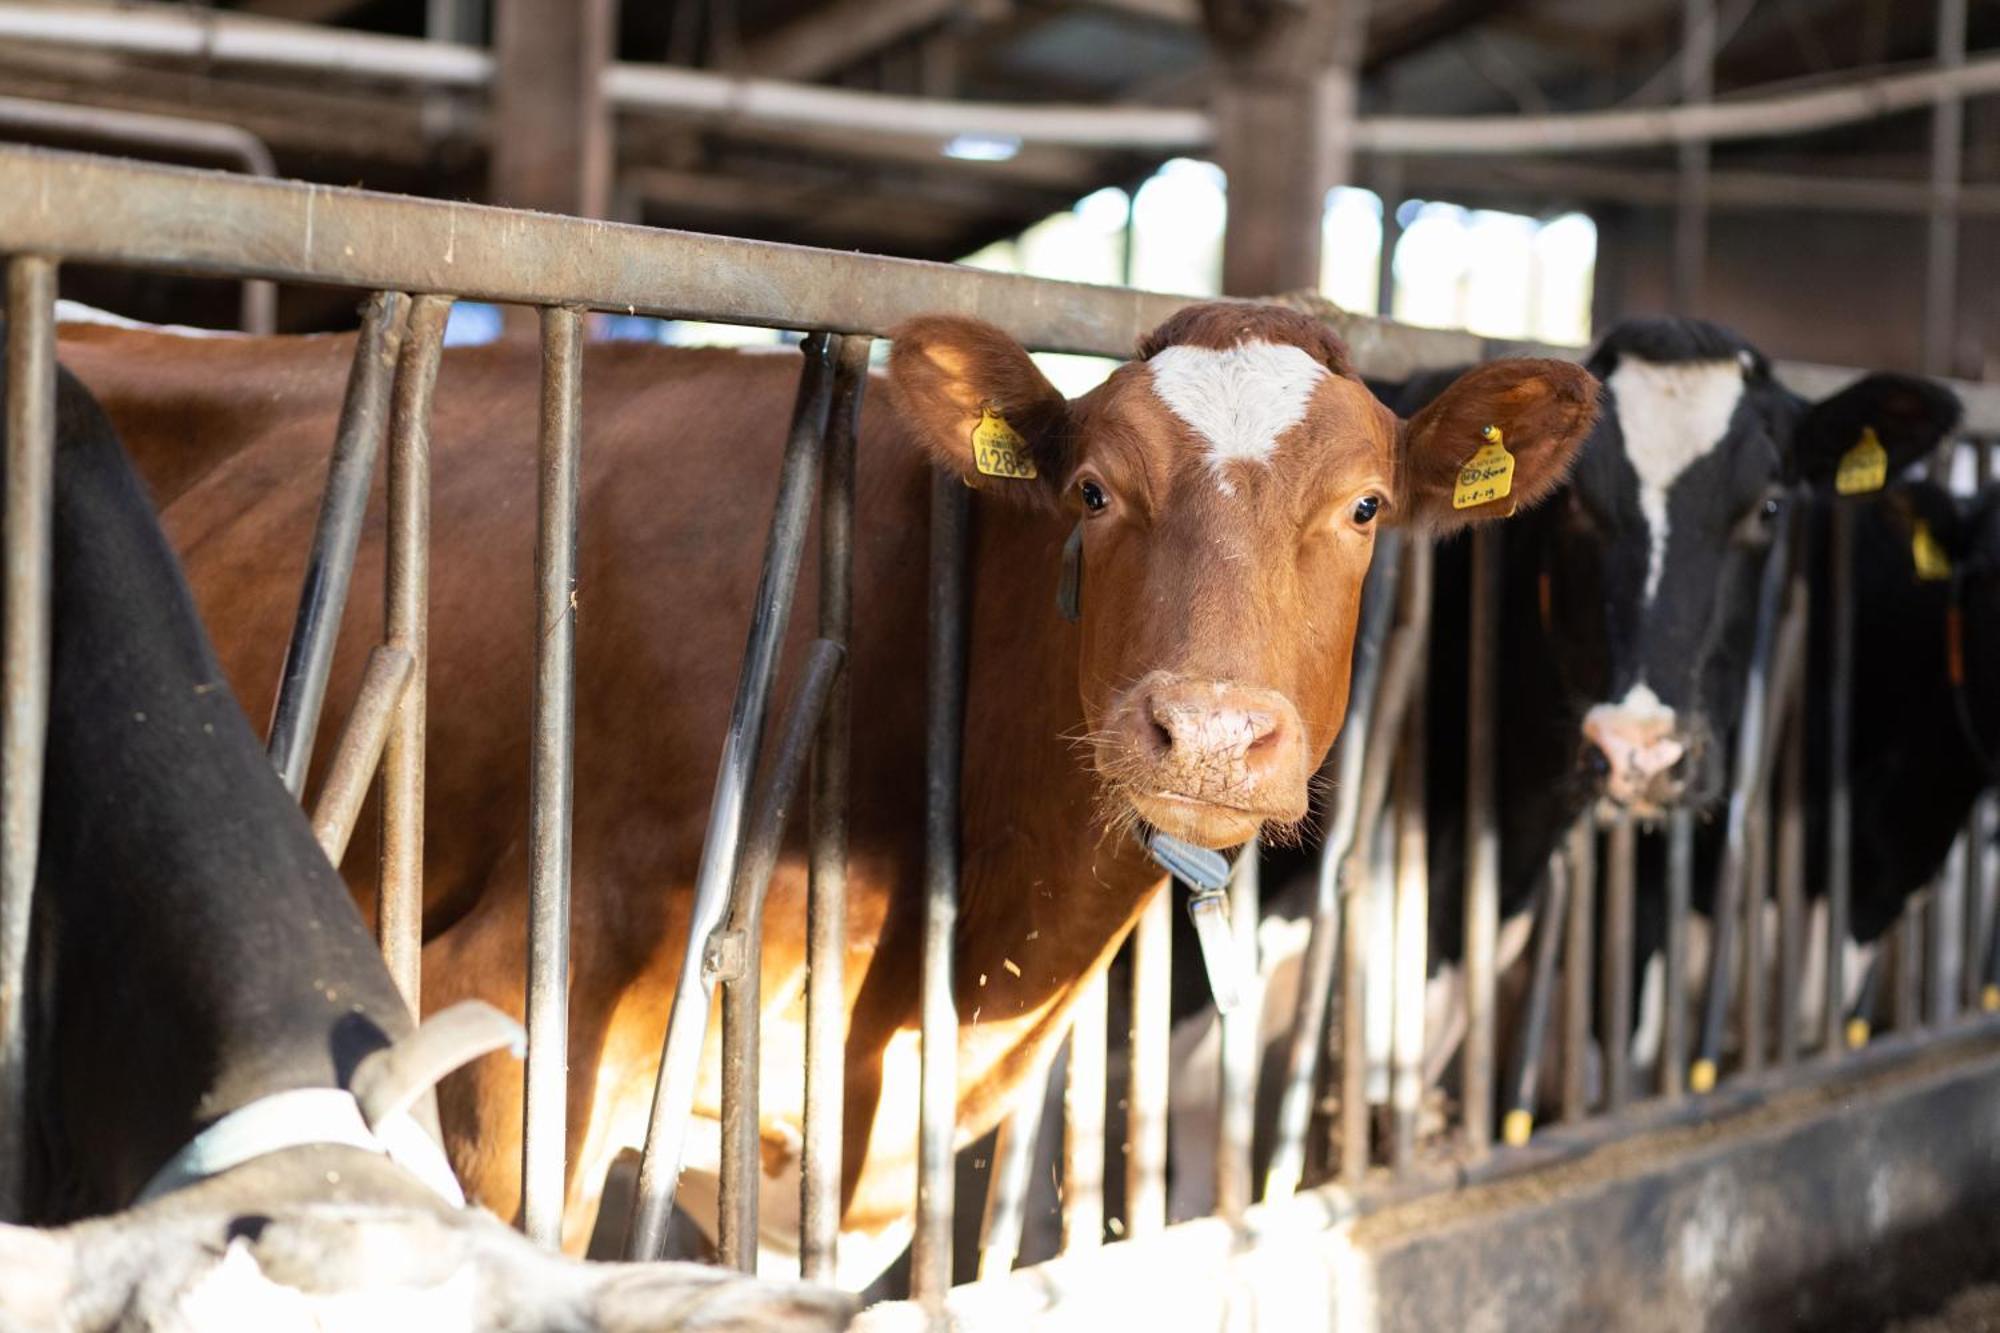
1608,356,1746,603
1147,341,1328,492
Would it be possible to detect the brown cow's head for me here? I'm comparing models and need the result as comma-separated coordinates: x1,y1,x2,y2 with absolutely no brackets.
890,302,1597,849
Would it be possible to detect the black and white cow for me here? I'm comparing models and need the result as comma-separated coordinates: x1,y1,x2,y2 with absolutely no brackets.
0,363,851,1331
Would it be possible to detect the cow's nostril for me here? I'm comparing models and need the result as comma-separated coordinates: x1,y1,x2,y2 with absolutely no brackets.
1150,717,1175,755
1581,744,1612,779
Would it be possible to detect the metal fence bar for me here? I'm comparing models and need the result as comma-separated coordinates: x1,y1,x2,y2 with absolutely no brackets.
1503,854,1568,1145
628,334,837,1260
522,304,583,1248
1741,780,1769,1076
1127,889,1171,1235
266,290,409,796
1776,685,1806,1066
801,333,869,1284
1462,525,1501,1156
0,254,55,1224
1976,794,2000,1013
913,472,969,1307
1824,503,1856,1057
1266,530,1401,1200
1694,515,1794,1091
1217,845,1261,1214
1601,815,1636,1111
979,1061,1049,1278
1390,666,1429,1172
310,644,413,865
717,639,845,1272
1061,975,1107,1254
1662,809,1694,1096
1931,835,1966,1026
1894,903,1924,1033
379,292,449,1011
1561,818,1596,1120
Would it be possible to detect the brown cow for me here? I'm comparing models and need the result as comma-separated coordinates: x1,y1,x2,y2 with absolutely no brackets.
59,302,1595,1281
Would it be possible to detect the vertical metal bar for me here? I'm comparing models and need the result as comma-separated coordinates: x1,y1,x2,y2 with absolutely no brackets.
1776,686,1806,1066
1060,975,1107,1255
1975,793,2000,1013
1895,904,1924,1033
1561,818,1596,1121
1127,888,1170,1237
912,472,969,1307
522,305,582,1248
1266,530,1400,1200
628,334,836,1260
1696,515,1794,1089
1931,835,1966,1026
802,334,868,1284
267,290,409,796
1740,792,1768,1075
0,255,55,1224
978,1062,1049,1278
1463,525,1500,1155
1924,0,1966,376
1217,846,1260,1214
1601,815,1636,1112
1673,0,1714,312
1503,854,1568,1146
1824,503,1856,1057
718,640,844,1272
1340,840,1371,1184
1389,679,1427,1171
1964,797,1993,1014
379,292,449,1012
1662,809,1693,1097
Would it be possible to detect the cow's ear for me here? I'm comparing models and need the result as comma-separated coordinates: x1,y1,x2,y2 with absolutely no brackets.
888,316,1072,505
1792,373,1961,494
1394,358,1599,534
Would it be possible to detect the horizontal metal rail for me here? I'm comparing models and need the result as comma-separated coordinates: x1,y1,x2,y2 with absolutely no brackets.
8,147,2000,429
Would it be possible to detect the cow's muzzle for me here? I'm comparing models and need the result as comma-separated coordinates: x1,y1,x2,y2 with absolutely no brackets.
1101,671,1308,847
1581,695,1694,816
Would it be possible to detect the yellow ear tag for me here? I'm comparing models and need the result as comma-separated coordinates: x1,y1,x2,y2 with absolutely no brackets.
1452,424,1516,512
971,407,1037,480
1911,519,1952,582
1835,425,1888,496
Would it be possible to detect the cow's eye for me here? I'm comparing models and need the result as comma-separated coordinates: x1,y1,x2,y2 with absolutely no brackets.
1352,494,1381,525
1079,479,1109,513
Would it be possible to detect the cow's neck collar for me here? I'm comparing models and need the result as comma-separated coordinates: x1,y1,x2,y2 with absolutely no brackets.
135,1087,464,1207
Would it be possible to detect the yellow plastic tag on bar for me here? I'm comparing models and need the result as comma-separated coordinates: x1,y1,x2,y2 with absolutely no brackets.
1452,424,1516,512
1912,519,1952,582
1835,425,1887,496
972,407,1037,480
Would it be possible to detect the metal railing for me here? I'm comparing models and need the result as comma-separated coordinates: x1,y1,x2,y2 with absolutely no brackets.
1,146,1997,1316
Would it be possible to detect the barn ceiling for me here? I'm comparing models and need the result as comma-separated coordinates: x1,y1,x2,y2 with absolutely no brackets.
0,0,1992,268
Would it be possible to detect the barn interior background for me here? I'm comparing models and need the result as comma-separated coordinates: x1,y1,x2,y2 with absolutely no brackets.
2,1,2000,1330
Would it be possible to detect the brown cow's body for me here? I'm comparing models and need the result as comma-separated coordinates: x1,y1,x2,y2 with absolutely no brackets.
60,305,1593,1281
60,324,1161,1275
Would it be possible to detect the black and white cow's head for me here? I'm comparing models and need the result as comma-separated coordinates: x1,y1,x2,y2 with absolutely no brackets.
1546,317,1960,815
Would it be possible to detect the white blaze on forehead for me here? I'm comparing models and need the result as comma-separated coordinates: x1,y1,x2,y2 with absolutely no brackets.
1146,341,1329,486
1608,356,1747,602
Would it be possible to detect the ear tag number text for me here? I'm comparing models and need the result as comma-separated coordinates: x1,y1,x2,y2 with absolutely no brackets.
1452,424,1516,512
972,407,1037,480
1912,519,1952,581
1835,425,1888,496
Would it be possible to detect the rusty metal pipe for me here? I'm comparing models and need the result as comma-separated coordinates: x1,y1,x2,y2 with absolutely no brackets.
266,290,408,797
628,333,836,1261
522,305,583,1248
379,293,449,1011
801,333,868,1283
717,637,845,1271
310,645,413,866
0,255,55,1223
